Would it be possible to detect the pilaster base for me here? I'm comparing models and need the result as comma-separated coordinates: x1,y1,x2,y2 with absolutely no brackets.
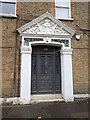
19,98,31,104
64,96,74,102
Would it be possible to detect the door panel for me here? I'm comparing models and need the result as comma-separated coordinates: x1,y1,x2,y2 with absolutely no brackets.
31,55,37,93
40,56,46,75
38,55,47,92
46,55,54,92
38,55,54,92
55,54,61,92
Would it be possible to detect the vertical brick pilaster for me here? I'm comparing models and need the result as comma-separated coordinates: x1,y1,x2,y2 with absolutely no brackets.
51,0,55,16
16,0,20,15
71,0,74,18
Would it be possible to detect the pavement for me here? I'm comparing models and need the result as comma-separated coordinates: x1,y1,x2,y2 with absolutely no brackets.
0,99,89,119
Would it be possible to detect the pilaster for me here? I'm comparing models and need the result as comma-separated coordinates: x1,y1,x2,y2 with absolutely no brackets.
61,49,74,102
20,47,32,104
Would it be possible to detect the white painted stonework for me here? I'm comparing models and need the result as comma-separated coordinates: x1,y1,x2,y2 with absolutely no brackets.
20,47,32,103
0,94,88,105
17,12,75,104
23,18,69,35
61,49,74,101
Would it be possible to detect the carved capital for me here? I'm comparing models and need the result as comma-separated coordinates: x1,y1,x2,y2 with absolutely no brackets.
21,47,32,54
60,49,73,55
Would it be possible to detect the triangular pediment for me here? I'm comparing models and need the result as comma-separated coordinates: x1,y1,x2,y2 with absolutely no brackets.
17,12,75,37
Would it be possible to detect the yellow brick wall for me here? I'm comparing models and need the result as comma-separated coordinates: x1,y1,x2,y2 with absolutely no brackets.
1,2,89,97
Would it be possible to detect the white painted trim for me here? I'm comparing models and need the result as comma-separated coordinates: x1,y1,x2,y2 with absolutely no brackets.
0,14,17,18
0,94,88,105
57,18,74,21
23,37,70,49
0,0,16,2
21,34,72,39
21,47,32,54
61,48,74,102
69,0,71,19
74,94,89,98
17,12,75,36
19,14,75,103
20,49,32,102
20,34,74,102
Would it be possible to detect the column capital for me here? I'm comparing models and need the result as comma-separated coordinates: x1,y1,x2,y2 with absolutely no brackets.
21,47,32,54
60,49,73,55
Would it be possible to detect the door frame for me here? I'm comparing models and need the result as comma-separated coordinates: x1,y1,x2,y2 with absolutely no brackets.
20,37,74,103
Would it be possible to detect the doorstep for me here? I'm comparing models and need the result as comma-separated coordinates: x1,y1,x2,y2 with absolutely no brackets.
31,94,64,104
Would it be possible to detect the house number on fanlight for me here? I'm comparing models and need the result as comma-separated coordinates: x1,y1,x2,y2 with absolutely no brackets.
44,48,48,51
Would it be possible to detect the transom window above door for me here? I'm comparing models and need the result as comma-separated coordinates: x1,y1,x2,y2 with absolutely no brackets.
55,0,71,19
0,0,16,17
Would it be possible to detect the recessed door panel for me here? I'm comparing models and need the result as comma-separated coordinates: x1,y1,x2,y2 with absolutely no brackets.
55,53,61,92
38,55,54,92
31,55,37,93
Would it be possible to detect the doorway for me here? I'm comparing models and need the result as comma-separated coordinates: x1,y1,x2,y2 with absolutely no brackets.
31,45,61,94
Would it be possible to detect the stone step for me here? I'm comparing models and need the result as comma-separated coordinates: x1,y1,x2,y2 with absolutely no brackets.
31,94,64,103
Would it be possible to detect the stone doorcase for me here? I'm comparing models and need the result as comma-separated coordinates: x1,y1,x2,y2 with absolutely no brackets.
17,12,75,104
